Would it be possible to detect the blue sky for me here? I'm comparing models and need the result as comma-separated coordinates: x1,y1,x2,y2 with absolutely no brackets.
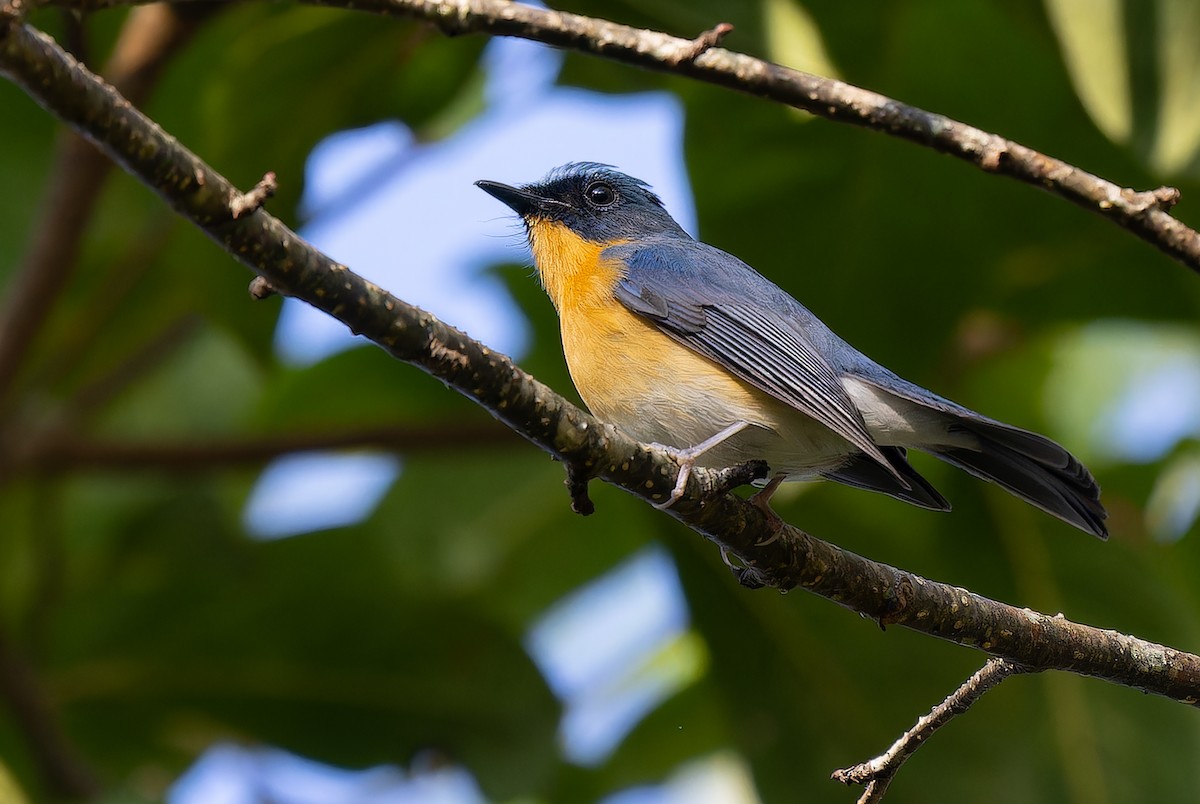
241,33,693,542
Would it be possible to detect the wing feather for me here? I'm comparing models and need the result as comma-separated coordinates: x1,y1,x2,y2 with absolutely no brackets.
610,239,900,481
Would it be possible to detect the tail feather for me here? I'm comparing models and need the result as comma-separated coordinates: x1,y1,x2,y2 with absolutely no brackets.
847,373,1108,539
823,446,951,512
931,423,1108,539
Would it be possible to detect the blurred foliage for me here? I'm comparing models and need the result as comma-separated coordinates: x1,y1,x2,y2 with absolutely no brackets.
2,1,1200,803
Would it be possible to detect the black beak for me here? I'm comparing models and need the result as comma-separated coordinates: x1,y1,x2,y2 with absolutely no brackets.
475,180,569,218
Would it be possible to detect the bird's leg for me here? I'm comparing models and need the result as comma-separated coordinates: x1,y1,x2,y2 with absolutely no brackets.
653,420,751,510
749,474,787,545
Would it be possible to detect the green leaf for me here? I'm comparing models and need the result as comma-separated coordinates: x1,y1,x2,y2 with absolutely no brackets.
1046,0,1200,176
763,0,840,79
6,2,1200,801
95,325,263,438
1045,0,1132,145
45,492,560,799
251,343,485,432
1153,0,1200,174
0,747,32,804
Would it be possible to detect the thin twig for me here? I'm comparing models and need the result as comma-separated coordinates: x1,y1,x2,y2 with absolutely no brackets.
22,481,67,662
667,21,733,65
0,314,204,476
64,314,202,420
36,0,1197,268
833,659,1028,801
329,0,1198,274
3,17,1200,707
21,215,175,396
230,170,277,219
19,421,518,473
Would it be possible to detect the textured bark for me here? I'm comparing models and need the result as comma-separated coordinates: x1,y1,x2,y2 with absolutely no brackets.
3,9,1199,711
0,3,216,405
5,4,1197,799
319,0,1200,271
833,659,1028,802
32,0,1200,273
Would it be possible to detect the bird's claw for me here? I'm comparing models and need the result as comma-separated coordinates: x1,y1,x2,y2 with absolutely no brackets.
653,450,696,510
650,421,753,510
721,546,767,588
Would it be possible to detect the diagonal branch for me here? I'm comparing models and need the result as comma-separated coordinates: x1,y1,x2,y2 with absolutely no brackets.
833,658,1029,802
348,0,1200,271
17,421,519,473
0,3,217,408
3,16,1200,710
31,0,1200,273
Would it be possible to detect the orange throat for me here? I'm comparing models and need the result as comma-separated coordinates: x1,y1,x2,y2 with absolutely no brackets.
527,218,627,312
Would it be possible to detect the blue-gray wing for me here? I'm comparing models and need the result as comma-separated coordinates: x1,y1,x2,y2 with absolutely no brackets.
608,238,898,478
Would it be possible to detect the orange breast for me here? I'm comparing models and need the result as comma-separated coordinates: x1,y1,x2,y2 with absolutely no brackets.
530,220,773,444
528,219,849,474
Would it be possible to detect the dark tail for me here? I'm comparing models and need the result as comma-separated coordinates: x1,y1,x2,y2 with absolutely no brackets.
929,422,1108,539
823,447,951,511
847,373,1108,539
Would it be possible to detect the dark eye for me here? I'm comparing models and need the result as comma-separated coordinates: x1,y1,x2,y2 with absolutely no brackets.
584,180,617,208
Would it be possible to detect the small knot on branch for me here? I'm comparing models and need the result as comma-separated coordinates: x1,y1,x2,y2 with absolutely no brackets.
702,459,769,498
719,547,769,589
1123,185,1182,213
978,142,1010,172
230,171,277,219
1152,186,1181,209
1113,184,1180,213
875,576,915,630
732,565,768,589
248,276,278,300
429,1,473,37
1,0,26,23
669,22,733,65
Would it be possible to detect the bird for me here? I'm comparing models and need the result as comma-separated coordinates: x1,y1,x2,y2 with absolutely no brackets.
476,163,1108,539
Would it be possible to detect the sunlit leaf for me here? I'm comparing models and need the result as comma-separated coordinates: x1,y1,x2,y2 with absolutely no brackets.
1044,0,1131,145
763,0,839,79
0,749,31,804
1153,0,1200,174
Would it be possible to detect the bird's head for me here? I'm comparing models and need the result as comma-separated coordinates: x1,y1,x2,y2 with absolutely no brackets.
476,162,685,243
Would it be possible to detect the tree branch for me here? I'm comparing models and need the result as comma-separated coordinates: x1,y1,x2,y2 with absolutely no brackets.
351,0,1200,271
833,658,1029,802
16,421,519,473
0,315,202,478
31,0,1200,273
0,2,216,409
302,0,1200,273
3,13,1200,712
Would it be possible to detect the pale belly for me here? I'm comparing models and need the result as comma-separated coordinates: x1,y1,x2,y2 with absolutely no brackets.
560,303,856,478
